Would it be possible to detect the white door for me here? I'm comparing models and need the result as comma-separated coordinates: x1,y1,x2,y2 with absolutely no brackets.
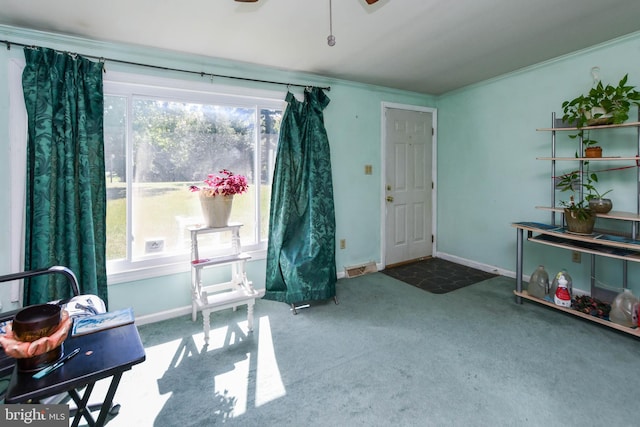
384,107,433,267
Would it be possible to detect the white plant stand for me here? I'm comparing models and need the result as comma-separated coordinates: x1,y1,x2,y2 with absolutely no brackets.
189,223,262,342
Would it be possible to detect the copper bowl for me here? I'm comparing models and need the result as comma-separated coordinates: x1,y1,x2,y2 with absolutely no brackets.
12,304,61,342
18,344,64,372
11,304,64,372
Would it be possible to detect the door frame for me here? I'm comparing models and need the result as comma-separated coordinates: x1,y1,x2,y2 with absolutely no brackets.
380,102,438,268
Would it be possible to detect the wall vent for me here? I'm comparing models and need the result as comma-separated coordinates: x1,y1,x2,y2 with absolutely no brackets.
145,238,165,253
344,261,377,278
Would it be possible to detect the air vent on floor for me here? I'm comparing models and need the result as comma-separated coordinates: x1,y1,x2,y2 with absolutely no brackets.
344,261,377,278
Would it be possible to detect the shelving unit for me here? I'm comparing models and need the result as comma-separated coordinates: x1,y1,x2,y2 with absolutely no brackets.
189,223,262,342
514,289,640,338
512,114,640,334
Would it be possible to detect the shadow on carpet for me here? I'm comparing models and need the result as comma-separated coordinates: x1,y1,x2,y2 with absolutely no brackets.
381,258,498,294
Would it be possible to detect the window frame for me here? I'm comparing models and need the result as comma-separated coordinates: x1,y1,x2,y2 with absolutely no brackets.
104,71,285,284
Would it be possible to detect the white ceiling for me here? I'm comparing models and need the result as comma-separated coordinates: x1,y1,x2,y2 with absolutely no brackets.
1,0,640,95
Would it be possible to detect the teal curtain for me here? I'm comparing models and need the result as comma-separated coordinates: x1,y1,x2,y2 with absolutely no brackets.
22,47,108,306
264,88,337,305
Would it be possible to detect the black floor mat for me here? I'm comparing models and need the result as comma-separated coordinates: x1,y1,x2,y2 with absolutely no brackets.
381,258,498,294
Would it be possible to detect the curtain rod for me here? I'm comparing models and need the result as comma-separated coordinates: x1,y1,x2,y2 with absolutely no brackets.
1,39,330,91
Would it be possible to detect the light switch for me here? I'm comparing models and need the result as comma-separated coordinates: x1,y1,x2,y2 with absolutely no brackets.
364,165,373,175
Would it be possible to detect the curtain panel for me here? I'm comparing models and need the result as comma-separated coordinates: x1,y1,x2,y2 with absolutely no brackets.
264,88,337,305
22,47,108,306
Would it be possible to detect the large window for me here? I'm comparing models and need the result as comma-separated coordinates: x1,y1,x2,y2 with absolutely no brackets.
104,73,283,278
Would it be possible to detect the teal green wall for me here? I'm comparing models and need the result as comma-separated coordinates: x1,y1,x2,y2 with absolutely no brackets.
0,26,434,317
436,31,640,295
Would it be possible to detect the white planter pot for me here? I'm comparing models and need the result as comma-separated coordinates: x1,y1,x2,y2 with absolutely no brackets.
199,194,233,228
585,107,613,126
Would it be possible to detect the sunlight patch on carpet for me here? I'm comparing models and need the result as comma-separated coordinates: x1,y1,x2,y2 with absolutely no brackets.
256,316,286,407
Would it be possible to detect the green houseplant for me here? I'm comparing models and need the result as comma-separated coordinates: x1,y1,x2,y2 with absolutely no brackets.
556,164,612,233
561,74,640,154
560,195,596,234
562,74,640,128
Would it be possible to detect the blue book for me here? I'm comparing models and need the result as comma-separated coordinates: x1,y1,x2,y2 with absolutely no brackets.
71,307,135,337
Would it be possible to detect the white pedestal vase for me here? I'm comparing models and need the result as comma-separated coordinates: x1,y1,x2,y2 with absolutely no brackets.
199,193,233,228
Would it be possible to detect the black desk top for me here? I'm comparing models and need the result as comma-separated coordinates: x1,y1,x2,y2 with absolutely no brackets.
4,323,146,403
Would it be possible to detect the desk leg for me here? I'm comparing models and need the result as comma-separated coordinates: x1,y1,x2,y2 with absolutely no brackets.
68,372,124,427
69,384,95,427
95,372,123,426
515,228,523,304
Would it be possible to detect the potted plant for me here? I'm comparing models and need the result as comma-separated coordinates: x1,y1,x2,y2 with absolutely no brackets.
555,164,612,233
189,169,248,228
561,74,640,156
586,187,613,213
560,195,596,234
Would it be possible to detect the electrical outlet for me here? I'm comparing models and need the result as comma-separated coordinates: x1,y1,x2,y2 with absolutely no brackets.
572,251,581,263
340,239,346,249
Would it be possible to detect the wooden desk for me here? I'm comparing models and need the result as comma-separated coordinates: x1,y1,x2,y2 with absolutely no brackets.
4,323,146,427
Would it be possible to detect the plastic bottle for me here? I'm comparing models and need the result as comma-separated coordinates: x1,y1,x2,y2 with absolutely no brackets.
554,275,572,307
609,289,639,328
549,269,572,303
527,265,549,300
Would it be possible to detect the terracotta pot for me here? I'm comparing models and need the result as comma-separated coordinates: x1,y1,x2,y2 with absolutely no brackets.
585,146,602,158
199,193,233,228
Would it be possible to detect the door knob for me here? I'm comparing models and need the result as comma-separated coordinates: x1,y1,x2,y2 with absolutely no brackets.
386,196,394,202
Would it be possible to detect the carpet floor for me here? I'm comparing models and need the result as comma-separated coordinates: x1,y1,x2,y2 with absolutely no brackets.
381,257,499,294
74,273,640,427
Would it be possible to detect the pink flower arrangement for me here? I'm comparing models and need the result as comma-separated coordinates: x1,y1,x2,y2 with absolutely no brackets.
189,169,249,197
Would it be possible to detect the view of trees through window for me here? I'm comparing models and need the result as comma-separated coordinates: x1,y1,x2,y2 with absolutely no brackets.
103,82,282,272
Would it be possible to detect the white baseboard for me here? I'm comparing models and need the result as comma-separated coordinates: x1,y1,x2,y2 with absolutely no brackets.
135,306,192,326
435,252,591,296
436,252,513,277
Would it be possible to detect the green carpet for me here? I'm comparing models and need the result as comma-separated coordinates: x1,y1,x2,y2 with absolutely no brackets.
92,273,640,426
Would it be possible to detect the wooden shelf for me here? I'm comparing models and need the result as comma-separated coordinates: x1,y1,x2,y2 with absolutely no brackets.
536,156,640,161
535,206,640,222
514,290,640,337
513,222,640,252
537,121,640,132
528,234,640,262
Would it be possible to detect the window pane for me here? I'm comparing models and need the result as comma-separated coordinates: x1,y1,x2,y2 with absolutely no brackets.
130,98,258,260
104,95,127,261
260,108,281,241
104,78,282,273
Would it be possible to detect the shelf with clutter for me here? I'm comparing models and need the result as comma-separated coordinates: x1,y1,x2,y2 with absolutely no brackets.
514,263,640,337
513,79,640,334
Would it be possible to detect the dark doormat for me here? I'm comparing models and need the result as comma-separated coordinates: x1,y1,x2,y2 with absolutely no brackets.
381,258,498,294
